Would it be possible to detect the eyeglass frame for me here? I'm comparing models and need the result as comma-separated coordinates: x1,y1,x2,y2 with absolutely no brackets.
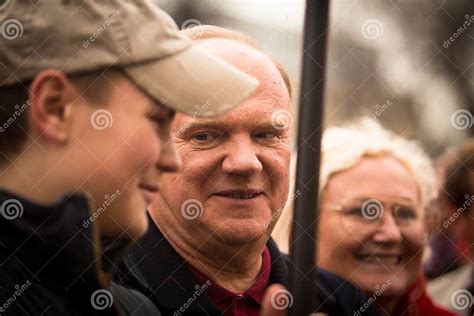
325,196,427,231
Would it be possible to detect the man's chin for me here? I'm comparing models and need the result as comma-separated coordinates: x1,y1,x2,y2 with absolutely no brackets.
212,222,266,245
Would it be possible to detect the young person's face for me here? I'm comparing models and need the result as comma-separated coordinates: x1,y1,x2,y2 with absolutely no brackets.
69,74,180,239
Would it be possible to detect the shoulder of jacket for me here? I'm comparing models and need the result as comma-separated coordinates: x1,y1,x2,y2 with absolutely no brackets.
109,282,161,316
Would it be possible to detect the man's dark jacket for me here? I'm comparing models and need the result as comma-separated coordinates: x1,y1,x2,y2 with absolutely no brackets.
114,213,381,315
0,189,159,315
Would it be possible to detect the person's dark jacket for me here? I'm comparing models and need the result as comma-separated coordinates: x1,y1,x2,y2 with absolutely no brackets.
0,189,159,315
114,213,382,315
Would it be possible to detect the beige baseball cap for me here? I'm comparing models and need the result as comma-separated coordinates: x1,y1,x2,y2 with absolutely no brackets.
0,0,258,117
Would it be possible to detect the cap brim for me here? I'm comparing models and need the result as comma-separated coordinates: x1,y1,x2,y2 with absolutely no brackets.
124,45,259,117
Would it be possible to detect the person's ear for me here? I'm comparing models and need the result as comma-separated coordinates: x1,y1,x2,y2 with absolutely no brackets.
28,69,77,143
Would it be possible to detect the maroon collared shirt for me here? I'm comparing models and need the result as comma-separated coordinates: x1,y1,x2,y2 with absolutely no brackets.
188,246,271,316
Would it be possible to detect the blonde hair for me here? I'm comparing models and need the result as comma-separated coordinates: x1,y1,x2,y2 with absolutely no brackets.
272,118,436,253
319,118,435,203
180,25,292,98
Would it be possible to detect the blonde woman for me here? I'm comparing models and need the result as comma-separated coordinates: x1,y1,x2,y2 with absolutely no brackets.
273,119,455,316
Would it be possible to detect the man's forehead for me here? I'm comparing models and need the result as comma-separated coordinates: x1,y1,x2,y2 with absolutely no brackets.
193,37,291,110
194,37,256,54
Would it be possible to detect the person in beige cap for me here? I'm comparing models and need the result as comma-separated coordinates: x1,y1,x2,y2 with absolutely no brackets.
0,0,259,315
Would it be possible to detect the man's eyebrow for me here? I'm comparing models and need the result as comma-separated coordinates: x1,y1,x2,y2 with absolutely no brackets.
184,119,281,128
176,120,227,137
181,120,223,130
254,121,285,130
178,120,288,134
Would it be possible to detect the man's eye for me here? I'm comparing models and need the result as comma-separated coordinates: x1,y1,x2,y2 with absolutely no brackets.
255,132,274,138
189,133,222,148
192,133,213,141
254,132,280,144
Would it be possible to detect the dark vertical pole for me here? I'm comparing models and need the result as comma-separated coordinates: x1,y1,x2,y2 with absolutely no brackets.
289,1,330,315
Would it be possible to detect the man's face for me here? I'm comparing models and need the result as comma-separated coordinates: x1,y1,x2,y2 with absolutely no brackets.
69,74,180,239
317,155,426,301
151,39,291,245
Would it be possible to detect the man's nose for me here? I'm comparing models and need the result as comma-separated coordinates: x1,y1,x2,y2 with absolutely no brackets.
221,138,262,177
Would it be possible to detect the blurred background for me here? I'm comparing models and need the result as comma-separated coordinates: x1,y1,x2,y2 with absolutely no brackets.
156,0,473,155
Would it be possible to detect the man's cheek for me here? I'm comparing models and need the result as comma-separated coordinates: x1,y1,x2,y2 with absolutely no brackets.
184,158,214,178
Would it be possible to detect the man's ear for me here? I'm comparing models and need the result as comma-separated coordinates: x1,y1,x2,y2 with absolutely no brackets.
28,69,77,143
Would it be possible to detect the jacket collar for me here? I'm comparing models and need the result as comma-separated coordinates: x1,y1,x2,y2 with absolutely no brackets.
121,212,289,312
0,189,132,292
